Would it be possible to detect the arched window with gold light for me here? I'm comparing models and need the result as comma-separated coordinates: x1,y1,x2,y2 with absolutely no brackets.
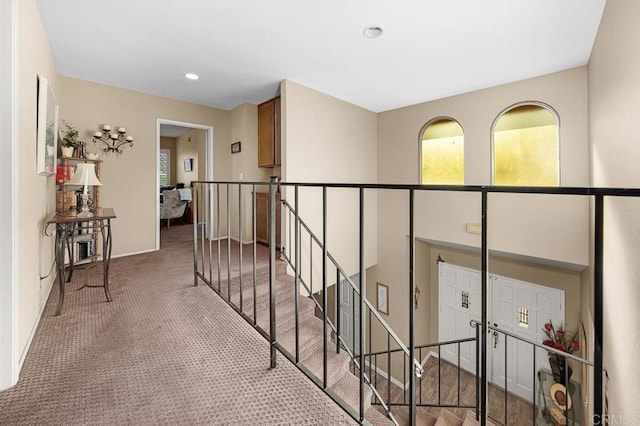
492,103,559,186
420,117,464,184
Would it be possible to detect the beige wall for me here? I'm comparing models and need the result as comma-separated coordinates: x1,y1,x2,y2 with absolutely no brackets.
17,0,60,358
281,80,378,285
229,102,272,242
60,77,232,256
588,0,640,417
159,136,177,186
369,68,591,381
176,129,205,187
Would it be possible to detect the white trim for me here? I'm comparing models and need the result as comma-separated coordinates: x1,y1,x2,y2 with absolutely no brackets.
0,0,19,391
111,248,158,259
156,119,214,251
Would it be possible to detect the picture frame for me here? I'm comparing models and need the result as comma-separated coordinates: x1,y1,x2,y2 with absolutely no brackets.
231,141,241,154
36,75,58,176
184,158,193,172
376,282,389,315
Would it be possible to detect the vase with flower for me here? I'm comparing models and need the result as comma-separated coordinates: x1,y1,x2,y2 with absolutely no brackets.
542,321,579,385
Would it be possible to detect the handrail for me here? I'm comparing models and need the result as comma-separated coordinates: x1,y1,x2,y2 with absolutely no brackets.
282,199,424,377
366,336,476,358
194,179,640,198
471,320,593,366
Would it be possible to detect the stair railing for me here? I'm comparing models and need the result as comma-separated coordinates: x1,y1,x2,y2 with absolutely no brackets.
190,180,628,426
281,198,424,424
471,320,597,426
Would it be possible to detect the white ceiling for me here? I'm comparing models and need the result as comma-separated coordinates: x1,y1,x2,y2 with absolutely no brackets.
159,124,192,138
37,0,606,113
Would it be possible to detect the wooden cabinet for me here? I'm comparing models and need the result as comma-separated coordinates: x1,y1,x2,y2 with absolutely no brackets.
258,96,281,168
255,192,281,248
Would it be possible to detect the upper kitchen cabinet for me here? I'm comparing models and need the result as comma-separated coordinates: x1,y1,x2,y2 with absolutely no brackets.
258,96,281,168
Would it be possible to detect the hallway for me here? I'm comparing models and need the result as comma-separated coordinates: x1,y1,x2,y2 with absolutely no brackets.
0,226,355,425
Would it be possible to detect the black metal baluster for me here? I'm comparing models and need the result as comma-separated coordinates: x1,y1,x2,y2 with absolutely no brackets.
480,190,489,426
438,344,442,407
294,185,300,363
532,345,536,424
458,342,461,406
268,177,277,368
504,333,508,426
208,184,213,288
238,183,243,312
476,323,480,421
387,333,391,406
594,193,604,425
192,184,199,286
226,183,231,302
408,188,416,426
403,354,407,405
322,186,328,389
252,185,257,325
336,269,341,354
217,184,221,293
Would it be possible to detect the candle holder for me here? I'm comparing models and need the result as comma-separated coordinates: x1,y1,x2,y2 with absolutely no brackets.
92,124,134,154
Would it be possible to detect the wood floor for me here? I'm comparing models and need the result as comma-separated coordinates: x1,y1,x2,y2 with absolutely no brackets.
364,356,535,425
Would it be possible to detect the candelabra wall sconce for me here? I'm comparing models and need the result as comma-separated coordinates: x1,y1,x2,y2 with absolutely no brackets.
92,124,134,154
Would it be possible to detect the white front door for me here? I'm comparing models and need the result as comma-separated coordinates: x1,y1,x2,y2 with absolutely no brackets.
438,264,564,403
338,273,361,356
490,276,563,402
438,263,482,374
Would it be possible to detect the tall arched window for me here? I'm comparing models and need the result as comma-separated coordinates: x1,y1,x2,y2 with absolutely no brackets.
420,117,464,184
492,103,559,186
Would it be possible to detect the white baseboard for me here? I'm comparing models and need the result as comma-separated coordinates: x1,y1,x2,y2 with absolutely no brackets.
19,277,55,369
111,247,157,259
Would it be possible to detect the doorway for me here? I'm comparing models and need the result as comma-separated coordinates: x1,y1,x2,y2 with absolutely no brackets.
438,262,564,402
156,119,214,249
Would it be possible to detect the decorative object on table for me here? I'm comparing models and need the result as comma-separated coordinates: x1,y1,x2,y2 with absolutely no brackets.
376,282,389,315
550,383,573,411
67,163,102,217
542,320,579,384
36,75,58,176
60,119,79,158
86,152,99,160
77,141,87,158
184,158,193,172
231,141,241,153
92,124,134,154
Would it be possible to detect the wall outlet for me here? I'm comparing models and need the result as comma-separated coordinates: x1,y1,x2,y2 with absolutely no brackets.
238,173,244,181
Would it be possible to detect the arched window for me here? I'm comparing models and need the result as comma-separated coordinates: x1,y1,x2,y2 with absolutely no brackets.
420,117,464,184
492,103,559,186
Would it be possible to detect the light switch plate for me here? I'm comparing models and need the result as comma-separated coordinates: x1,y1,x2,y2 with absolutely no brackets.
466,223,482,234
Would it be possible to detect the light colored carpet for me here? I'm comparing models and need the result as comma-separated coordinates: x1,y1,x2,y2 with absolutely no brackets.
0,225,356,425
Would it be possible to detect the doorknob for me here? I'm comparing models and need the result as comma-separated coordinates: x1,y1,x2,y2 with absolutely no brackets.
492,331,499,348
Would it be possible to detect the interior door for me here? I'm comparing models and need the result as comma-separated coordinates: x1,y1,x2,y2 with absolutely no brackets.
338,273,361,356
490,276,563,402
438,263,482,374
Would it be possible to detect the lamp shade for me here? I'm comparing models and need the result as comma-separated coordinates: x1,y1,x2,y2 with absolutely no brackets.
68,163,102,187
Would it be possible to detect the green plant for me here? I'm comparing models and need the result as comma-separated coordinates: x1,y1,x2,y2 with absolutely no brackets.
61,120,79,147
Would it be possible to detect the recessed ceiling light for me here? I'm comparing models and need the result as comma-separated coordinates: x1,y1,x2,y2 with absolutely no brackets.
184,73,200,80
363,26,383,39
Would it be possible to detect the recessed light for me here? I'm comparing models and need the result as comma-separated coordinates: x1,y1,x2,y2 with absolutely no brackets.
184,73,200,80
363,26,383,39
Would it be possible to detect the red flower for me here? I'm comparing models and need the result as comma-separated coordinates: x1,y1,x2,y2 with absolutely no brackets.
544,323,553,331
571,340,579,351
542,320,579,355
543,339,554,347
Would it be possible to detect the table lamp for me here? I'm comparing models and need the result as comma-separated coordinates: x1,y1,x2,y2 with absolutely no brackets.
68,163,102,217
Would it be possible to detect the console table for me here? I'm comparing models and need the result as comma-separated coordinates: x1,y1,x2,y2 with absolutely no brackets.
47,208,116,316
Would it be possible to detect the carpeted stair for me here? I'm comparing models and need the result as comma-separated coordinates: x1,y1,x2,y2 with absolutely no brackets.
207,249,393,425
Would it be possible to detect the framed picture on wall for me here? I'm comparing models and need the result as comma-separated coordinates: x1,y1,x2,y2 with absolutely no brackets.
376,282,389,315
36,74,58,176
184,158,193,172
231,141,241,154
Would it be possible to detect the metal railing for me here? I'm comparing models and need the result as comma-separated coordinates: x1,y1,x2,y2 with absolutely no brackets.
190,179,637,425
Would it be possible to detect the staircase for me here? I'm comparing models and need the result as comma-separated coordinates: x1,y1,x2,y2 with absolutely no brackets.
208,244,393,425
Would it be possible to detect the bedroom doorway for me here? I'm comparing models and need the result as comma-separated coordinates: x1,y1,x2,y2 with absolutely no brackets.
156,119,214,249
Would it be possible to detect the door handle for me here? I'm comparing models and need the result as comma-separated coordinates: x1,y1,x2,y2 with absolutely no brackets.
492,331,499,348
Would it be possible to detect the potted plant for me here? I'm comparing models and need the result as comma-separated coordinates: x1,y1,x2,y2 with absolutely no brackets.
60,120,79,157
542,321,579,384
